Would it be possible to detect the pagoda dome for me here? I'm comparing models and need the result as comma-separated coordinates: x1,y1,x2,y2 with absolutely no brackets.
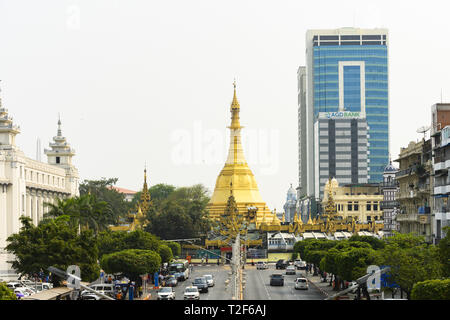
384,161,397,173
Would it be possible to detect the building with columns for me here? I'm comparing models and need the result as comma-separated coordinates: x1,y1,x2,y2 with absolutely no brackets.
0,99,79,281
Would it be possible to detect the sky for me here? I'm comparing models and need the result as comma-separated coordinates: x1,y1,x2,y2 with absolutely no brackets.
1,0,450,211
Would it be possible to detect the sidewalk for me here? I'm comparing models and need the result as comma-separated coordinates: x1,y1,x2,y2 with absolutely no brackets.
304,273,334,299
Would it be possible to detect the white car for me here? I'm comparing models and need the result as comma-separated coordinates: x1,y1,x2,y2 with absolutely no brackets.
203,275,214,287
294,260,307,270
256,262,268,270
157,287,176,300
184,286,200,300
286,266,296,275
6,282,23,290
295,277,308,290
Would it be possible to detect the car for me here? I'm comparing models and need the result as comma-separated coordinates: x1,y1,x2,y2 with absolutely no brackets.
6,282,24,290
269,274,284,286
165,275,178,287
14,287,35,298
256,262,268,270
184,286,200,300
81,293,102,300
89,284,115,297
275,259,288,270
286,266,296,275
192,277,209,293
294,260,307,270
157,287,176,300
203,275,214,287
295,277,308,290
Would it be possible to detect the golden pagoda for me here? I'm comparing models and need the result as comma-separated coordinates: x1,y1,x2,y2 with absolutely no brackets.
207,81,275,226
110,168,152,232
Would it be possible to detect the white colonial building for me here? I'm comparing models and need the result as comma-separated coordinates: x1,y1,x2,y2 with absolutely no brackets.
0,99,79,281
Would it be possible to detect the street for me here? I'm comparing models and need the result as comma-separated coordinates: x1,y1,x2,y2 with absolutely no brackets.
154,263,324,301
243,264,324,300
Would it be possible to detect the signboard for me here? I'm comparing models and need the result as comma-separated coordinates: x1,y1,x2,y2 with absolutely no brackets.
319,111,363,120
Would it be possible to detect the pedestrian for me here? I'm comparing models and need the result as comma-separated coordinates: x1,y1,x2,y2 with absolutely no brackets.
217,259,220,266
206,257,208,264
116,291,122,300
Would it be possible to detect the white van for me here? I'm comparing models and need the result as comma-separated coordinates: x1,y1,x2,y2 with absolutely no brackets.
295,278,308,290
89,283,115,297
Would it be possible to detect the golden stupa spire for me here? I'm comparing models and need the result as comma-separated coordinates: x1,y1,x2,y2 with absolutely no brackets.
207,80,272,225
307,205,313,225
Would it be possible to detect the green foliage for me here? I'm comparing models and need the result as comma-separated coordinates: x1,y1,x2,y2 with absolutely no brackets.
6,216,100,284
144,184,212,240
97,229,160,258
100,249,161,282
377,232,442,299
158,245,174,263
79,178,132,224
44,193,113,235
411,279,450,300
0,282,17,300
348,235,385,250
336,247,377,281
164,241,181,257
438,227,450,277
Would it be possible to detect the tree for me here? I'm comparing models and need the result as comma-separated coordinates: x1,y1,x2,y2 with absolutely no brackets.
0,282,17,300
411,279,450,300
79,178,131,224
44,194,113,235
348,235,385,250
146,201,195,240
164,241,181,258
438,226,450,277
97,229,160,258
6,216,100,285
377,233,442,299
158,245,173,264
100,249,161,285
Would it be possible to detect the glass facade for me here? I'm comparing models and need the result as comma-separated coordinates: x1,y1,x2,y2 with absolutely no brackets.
313,44,389,183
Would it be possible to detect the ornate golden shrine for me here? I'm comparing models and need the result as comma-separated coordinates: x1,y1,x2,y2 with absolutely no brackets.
109,168,152,232
206,81,277,229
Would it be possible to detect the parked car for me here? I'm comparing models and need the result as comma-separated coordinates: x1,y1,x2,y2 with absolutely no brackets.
275,259,288,270
165,275,178,287
14,287,35,298
184,286,200,300
81,293,102,300
295,277,308,290
157,287,176,300
6,282,23,290
270,274,284,286
286,266,296,275
89,283,115,297
256,262,268,270
203,275,214,287
192,277,209,293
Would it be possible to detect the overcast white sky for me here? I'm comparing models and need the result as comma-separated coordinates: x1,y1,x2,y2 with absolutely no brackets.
1,0,450,211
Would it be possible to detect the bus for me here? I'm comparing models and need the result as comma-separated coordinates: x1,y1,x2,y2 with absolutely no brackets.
168,259,190,281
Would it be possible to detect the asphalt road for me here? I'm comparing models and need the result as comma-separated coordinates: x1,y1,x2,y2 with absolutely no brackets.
168,264,234,300
159,264,324,300
243,264,324,300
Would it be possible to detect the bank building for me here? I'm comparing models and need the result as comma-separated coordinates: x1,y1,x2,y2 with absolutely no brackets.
0,94,79,281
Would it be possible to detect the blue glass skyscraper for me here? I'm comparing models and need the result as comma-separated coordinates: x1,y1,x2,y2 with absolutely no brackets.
298,28,389,207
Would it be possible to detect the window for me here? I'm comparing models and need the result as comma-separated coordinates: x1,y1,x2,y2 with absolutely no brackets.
348,202,353,211
56,157,60,164
373,202,378,211
354,202,359,211
367,202,371,211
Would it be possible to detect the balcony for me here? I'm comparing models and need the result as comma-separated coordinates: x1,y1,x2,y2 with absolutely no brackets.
380,181,399,189
381,200,399,210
